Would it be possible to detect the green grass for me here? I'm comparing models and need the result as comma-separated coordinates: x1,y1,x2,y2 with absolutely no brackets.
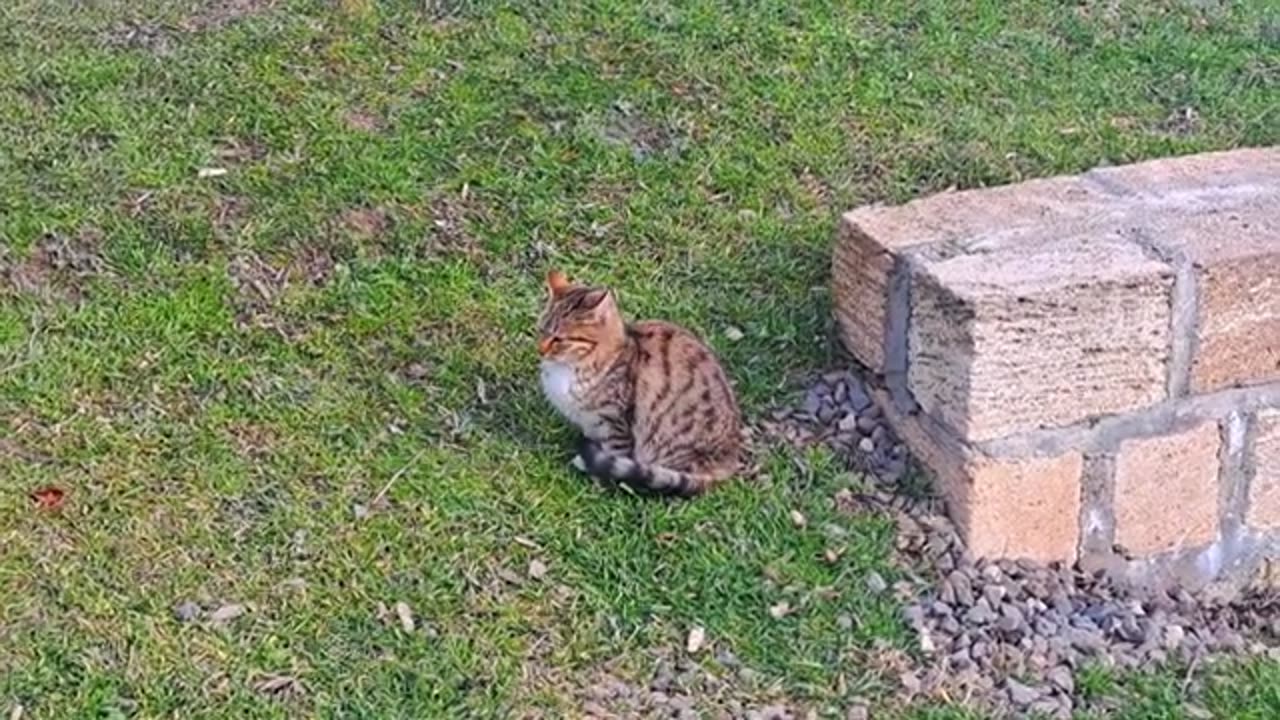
1,0,1277,717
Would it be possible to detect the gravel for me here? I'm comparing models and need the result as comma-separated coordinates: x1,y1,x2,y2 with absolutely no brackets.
752,367,1280,718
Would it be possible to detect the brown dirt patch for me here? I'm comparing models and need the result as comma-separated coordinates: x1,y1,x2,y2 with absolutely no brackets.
226,246,335,340
1157,105,1202,136
343,108,385,133
225,420,279,460
795,167,833,208
100,1,274,56
212,194,252,240
287,244,338,287
328,195,493,262
421,194,488,261
214,136,269,164
100,20,178,56
337,207,391,241
227,251,293,338
1,229,111,303
181,0,276,32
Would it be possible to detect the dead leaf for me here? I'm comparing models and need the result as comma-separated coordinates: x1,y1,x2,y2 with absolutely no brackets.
197,167,229,178
823,547,844,564
723,326,745,342
394,601,415,632
527,559,548,580
769,601,792,620
789,509,807,528
497,568,524,586
253,674,301,696
513,536,539,549
30,486,66,510
209,603,246,624
10,703,25,720
686,626,706,654
278,577,307,591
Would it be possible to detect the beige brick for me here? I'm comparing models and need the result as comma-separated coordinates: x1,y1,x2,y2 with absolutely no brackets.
1114,422,1221,556
1087,147,1280,199
876,390,1083,564
964,453,1084,564
1246,409,1280,531
908,232,1172,442
1091,148,1280,391
1147,195,1280,393
833,176,1118,372
831,214,914,371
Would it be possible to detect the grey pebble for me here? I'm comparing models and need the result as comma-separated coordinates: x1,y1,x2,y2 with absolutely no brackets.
817,402,837,424
903,604,927,630
855,414,879,435
832,380,848,405
845,380,871,411
939,615,962,635
802,389,823,417
965,599,996,625
948,570,976,607
997,610,1026,637
1035,617,1059,637
1005,678,1041,706
865,571,888,594
845,704,870,720
1027,698,1064,717
173,601,201,623
939,578,958,605
1048,665,1074,694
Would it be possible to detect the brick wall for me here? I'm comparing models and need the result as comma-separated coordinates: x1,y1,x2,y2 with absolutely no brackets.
832,147,1280,588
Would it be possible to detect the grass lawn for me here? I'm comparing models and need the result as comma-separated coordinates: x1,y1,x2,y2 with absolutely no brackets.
2,0,1278,717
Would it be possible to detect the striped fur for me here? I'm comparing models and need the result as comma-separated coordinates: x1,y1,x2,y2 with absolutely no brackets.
537,270,741,496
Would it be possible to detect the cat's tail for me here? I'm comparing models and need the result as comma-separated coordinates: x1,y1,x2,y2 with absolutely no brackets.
576,439,719,498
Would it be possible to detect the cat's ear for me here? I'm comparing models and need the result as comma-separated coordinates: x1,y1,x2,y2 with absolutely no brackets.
581,288,616,314
546,270,570,298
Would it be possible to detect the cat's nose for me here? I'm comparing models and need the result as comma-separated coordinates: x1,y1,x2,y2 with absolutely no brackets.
537,337,554,356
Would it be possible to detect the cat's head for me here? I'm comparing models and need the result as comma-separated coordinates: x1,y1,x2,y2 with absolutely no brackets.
536,270,624,363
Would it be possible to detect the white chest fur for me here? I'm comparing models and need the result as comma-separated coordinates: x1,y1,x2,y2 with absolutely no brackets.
540,360,587,427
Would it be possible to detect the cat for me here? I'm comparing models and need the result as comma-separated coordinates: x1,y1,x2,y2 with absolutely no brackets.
536,270,742,497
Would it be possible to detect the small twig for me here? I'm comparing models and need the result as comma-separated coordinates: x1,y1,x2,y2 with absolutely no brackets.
368,448,427,509
1181,652,1202,697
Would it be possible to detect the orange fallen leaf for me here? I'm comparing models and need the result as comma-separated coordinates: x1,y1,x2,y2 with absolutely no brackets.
30,486,65,510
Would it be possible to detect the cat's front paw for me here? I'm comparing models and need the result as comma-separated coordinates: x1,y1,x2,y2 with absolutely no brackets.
570,454,588,472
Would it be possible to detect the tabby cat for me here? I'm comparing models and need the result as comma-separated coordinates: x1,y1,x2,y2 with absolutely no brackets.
536,270,742,497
